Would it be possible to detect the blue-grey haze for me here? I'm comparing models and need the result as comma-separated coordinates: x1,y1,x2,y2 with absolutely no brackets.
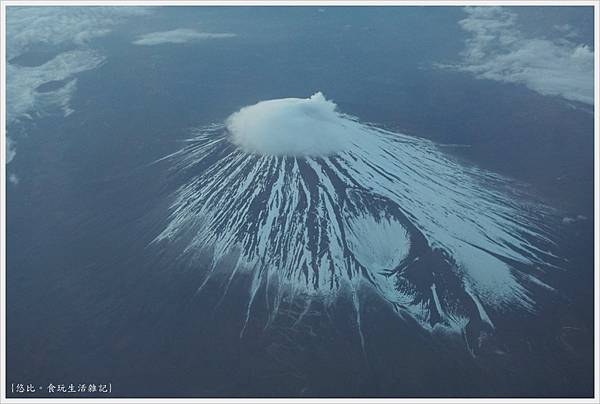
5,6,595,398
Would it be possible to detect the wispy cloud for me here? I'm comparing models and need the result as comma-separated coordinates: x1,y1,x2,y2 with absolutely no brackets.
7,50,105,124
8,173,20,184
6,138,16,164
5,6,149,166
553,23,579,39
6,6,149,60
447,7,594,105
133,28,236,46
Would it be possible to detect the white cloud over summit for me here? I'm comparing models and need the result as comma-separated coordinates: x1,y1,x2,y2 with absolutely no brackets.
227,92,355,157
453,7,594,105
133,28,236,46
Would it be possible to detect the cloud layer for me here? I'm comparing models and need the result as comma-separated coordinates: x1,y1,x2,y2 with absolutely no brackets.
5,7,149,165
6,7,149,60
453,7,594,105
7,50,105,124
133,28,236,46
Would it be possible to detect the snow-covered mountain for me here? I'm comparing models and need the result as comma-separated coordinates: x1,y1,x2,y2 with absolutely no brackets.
154,93,563,351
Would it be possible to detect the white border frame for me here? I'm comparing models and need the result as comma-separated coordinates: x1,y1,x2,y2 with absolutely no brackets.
0,1,598,403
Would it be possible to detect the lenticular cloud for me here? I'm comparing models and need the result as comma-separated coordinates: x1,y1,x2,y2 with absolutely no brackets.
227,92,352,157
155,93,562,349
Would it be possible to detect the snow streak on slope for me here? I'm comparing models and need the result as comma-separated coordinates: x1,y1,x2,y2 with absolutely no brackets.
154,93,562,342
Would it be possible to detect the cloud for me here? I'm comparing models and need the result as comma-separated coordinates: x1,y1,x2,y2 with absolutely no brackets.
5,6,149,165
8,173,20,185
133,28,236,46
6,6,149,60
226,92,359,157
7,50,105,124
553,23,578,38
450,7,594,105
6,137,16,164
